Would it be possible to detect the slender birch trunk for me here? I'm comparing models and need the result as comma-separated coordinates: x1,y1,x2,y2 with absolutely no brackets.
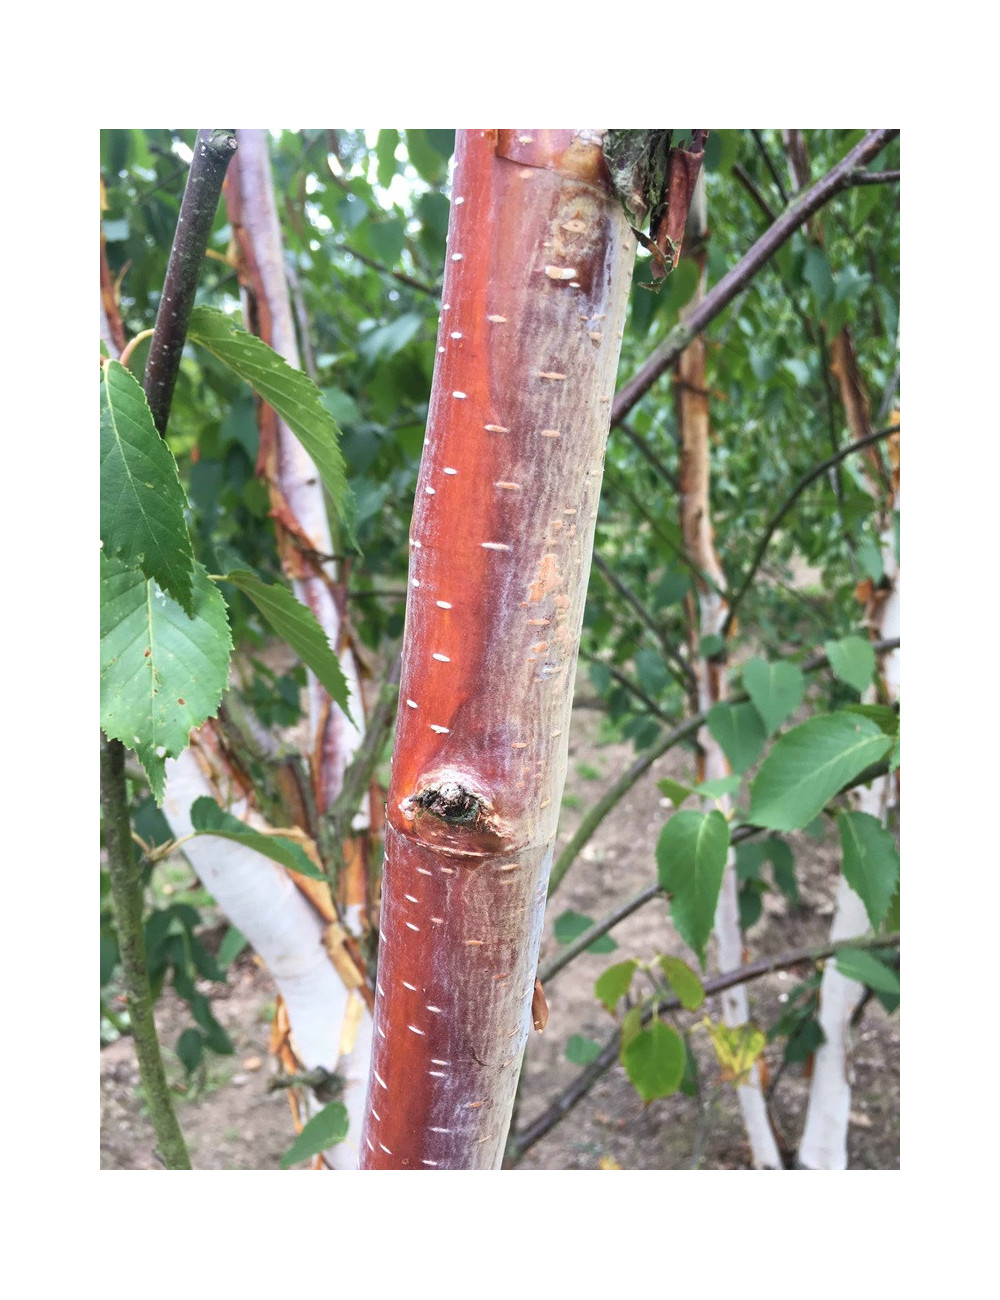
782,130,901,1168
675,175,782,1169
359,129,636,1169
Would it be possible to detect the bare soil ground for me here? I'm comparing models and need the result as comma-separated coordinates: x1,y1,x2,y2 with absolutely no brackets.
100,706,899,1171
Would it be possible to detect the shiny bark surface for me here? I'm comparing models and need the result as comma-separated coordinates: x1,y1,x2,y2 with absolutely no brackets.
360,130,635,1169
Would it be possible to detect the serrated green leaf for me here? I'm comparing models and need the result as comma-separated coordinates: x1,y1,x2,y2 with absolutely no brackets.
742,658,805,735
623,1020,685,1101
656,810,730,967
706,700,767,774
100,554,232,803
824,636,876,694
565,1034,603,1066
186,306,348,526
748,714,893,831
834,948,900,996
657,777,695,808
224,570,353,723
189,797,326,881
553,910,617,954
657,955,704,1010
837,811,900,929
280,1102,350,1168
100,360,195,612
595,960,638,1013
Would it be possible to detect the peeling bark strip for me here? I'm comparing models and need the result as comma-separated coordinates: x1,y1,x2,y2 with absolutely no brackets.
225,131,366,816
360,130,636,1169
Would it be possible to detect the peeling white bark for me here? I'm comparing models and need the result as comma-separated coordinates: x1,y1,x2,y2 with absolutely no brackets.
162,751,370,1168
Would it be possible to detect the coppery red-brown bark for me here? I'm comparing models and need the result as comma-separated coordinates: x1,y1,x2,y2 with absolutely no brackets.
360,129,636,1169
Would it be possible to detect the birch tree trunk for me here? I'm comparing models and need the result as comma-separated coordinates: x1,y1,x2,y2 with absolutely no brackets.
360,129,636,1169
675,174,782,1170
782,130,901,1169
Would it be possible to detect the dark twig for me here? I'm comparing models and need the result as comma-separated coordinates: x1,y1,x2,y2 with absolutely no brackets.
591,553,696,695
340,241,439,298
847,169,899,186
100,736,192,1169
508,931,899,1162
142,129,237,434
722,424,898,637
610,130,899,427
752,130,789,205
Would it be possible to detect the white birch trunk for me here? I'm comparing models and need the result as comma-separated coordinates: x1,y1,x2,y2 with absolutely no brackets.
798,507,899,1170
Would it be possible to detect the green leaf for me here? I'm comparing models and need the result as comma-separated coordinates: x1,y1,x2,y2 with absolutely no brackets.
837,811,900,929
803,245,834,309
375,129,400,189
739,880,765,930
824,635,876,694
766,838,798,904
657,777,695,808
696,775,741,800
565,1034,603,1066
735,841,765,881
357,311,423,364
223,570,353,723
706,700,767,774
176,1028,204,1074
748,713,893,831
186,307,348,525
553,910,617,955
189,798,326,881
635,647,669,699
622,1021,685,1101
100,360,195,613
100,554,232,802
280,1101,350,1168
699,634,725,659
595,960,638,1013
702,1017,767,1086
620,1004,643,1054
844,703,898,737
835,948,900,996
405,129,448,184
656,810,731,967
657,955,704,1010
217,926,249,971
742,658,805,735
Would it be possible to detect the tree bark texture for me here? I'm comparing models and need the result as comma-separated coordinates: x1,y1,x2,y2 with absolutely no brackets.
360,129,636,1169
675,175,782,1170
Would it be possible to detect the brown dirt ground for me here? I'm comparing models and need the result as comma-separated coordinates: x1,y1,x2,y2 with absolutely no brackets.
100,706,899,1171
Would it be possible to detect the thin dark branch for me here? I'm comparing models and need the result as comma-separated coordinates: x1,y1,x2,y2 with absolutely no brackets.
509,931,899,1162
591,553,696,695
752,130,789,205
617,421,679,490
848,169,900,186
100,735,191,1169
142,129,238,434
722,424,898,637
340,241,439,298
610,130,899,427
732,162,777,222
328,650,402,836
